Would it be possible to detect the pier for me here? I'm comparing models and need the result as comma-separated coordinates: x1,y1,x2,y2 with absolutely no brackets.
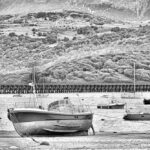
0,83,150,94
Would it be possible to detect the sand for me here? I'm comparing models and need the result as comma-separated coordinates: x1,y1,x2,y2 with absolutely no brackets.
1,131,150,149
1,92,150,149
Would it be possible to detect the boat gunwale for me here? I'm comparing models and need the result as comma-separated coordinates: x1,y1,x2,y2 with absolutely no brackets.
97,103,125,106
10,108,93,116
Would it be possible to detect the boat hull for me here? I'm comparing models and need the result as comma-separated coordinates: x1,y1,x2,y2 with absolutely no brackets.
97,104,125,109
8,108,93,136
123,113,150,120
13,120,92,136
143,99,150,105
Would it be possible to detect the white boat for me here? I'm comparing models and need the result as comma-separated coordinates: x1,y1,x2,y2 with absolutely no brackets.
7,66,94,137
121,92,142,99
123,106,150,121
8,85,93,136
8,98,93,136
123,112,150,120
97,96,125,109
123,104,150,121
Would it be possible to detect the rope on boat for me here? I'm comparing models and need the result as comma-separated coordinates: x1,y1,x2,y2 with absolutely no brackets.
31,137,40,143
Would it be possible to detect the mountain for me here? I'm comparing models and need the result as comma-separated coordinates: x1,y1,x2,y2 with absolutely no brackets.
0,0,150,20
84,0,150,20
0,0,69,15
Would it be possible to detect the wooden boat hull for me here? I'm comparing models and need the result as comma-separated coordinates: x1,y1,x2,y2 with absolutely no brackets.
97,104,125,109
123,113,150,120
8,108,93,136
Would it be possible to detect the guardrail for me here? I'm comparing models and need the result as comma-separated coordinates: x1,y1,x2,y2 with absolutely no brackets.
0,84,150,94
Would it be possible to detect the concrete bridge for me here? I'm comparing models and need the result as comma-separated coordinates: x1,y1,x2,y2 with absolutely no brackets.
0,83,150,94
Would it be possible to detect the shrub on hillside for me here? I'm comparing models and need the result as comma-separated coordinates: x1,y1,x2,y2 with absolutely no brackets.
46,35,57,44
9,32,17,37
77,27,93,35
111,27,121,32
63,37,69,42
36,12,47,18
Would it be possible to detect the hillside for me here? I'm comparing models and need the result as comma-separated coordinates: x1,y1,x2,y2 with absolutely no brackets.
0,9,150,84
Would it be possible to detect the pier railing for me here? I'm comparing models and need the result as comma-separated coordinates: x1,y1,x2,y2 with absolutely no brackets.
1,83,150,94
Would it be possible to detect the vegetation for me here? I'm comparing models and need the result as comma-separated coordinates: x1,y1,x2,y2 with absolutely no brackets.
0,10,150,84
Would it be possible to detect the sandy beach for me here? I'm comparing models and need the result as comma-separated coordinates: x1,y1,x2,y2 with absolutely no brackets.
2,131,150,149
1,92,150,149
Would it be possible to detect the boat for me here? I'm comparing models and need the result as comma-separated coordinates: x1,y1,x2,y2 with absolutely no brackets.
123,106,150,120
97,103,125,109
8,98,93,136
123,111,150,121
8,90,93,137
143,98,150,105
97,96,125,109
121,92,142,99
101,94,109,98
13,94,22,97
7,67,94,137
121,63,142,99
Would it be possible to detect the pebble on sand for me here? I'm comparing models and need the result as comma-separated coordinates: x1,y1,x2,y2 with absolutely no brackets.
9,146,19,149
40,141,50,146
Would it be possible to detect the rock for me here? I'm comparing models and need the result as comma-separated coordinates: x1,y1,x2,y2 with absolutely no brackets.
53,69,67,80
136,69,150,81
83,72,97,81
118,65,131,69
113,132,117,133
102,71,132,83
101,68,115,74
103,76,120,83
98,72,110,79
92,62,103,70
104,59,119,69
141,59,150,65
135,62,149,70
9,146,19,149
40,141,50,146
84,76,95,81
123,69,133,77
73,71,84,78
117,59,128,66
117,68,124,74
